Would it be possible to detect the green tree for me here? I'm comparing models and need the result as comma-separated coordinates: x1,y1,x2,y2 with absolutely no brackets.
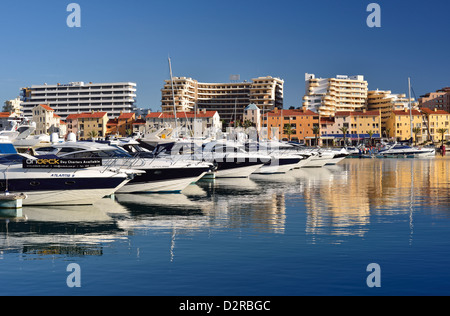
243,119,254,129
339,126,348,147
412,127,421,146
437,128,448,146
366,130,374,146
312,125,320,146
88,130,98,139
283,123,295,141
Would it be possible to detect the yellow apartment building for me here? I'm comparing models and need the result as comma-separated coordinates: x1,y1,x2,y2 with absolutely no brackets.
421,108,450,142
366,89,418,133
66,112,108,140
334,110,382,136
385,109,423,141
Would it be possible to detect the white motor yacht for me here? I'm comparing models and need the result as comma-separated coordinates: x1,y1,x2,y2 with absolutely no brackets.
0,143,135,206
147,139,271,178
245,141,309,174
376,142,436,158
34,140,214,193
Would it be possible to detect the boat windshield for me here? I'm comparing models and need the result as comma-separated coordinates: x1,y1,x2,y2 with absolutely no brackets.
153,142,200,156
392,145,411,149
0,143,18,154
60,149,132,159
0,154,25,165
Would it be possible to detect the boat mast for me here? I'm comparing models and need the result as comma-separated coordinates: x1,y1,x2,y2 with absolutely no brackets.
408,77,413,143
168,57,179,133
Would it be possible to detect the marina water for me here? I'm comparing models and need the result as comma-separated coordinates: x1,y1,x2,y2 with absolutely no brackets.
0,156,449,296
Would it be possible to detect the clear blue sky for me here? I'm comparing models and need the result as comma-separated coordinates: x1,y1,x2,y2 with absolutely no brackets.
0,0,449,111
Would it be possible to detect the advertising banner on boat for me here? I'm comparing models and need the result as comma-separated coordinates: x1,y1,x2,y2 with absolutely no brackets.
22,158,102,169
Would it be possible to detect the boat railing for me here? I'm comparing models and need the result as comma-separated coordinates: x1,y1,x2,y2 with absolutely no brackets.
100,153,147,173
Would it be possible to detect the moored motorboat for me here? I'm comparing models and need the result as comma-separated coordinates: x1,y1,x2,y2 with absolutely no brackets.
376,142,436,158
148,140,270,178
0,153,135,206
34,140,214,193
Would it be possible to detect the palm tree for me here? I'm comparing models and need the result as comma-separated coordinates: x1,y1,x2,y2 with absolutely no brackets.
284,123,295,141
339,126,348,147
366,130,374,147
311,125,320,147
88,130,98,139
437,128,448,146
243,119,254,129
384,128,391,139
412,127,421,146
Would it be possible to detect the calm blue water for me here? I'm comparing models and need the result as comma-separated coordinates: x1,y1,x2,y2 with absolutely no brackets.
0,156,449,296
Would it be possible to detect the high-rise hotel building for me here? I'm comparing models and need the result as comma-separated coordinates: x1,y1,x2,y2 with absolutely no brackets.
366,89,419,130
20,81,137,119
161,76,284,123
302,73,368,116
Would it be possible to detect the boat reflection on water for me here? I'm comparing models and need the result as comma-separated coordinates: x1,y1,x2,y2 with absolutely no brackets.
1,157,449,261
115,177,288,237
197,178,287,235
0,198,129,257
114,186,214,233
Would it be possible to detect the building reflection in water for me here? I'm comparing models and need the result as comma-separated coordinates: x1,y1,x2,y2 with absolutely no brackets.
0,157,448,259
294,156,450,241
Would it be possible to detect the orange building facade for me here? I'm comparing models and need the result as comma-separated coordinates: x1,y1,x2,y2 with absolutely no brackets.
263,108,320,142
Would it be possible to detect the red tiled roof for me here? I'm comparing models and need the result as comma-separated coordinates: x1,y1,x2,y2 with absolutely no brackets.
146,112,163,119
320,117,335,124
392,110,422,116
267,109,318,117
66,112,107,120
118,112,135,119
107,118,118,126
421,108,450,115
39,104,54,111
0,112,11,118
66,114,81,120
146,111,217,119
335,110,380,116
133,119,146,125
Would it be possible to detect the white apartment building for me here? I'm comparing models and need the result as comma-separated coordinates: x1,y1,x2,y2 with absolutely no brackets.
20,81,137,119
303,73,368,116
161,76,283,124
3,97,23,116
146,110,221,137
32,104,66,136
243,104,261,131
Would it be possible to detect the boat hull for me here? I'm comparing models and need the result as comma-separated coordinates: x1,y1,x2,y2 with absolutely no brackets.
0,167,131,206
301,156,331,168
117,172,207,193
377,149,436,158
105,159,213,194
253,157,302,174
215,163,264,178
20,187,127,206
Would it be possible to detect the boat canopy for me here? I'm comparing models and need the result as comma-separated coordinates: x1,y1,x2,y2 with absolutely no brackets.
0,143,18,154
